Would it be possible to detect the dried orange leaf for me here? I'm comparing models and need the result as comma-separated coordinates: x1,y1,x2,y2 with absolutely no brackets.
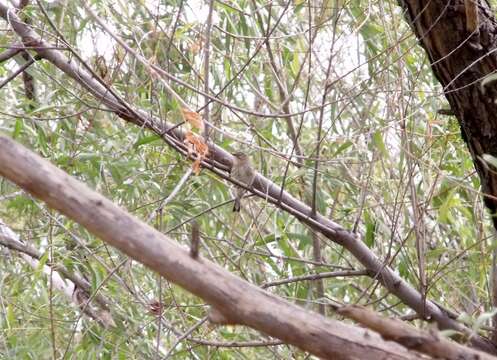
192,158,202,175
184,131,196,149
182,108,204,131
183,131,209,175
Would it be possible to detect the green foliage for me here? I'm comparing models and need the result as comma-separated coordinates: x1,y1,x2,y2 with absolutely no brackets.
0,0,494,358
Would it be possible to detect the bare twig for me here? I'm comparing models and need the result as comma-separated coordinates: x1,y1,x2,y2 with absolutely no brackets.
164,317,208,359
0,190,22,201
0,43,23,62
19,3,36,109
190,220,200,259
0,55,36,90
261,269,369,288
202,0,214,139
146,168,193,223
254,5,304,166
492,231,497,344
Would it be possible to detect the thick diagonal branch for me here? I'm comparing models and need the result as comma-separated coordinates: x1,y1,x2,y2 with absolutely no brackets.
0,134,421,360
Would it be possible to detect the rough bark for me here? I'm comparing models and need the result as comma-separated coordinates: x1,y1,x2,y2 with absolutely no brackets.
399,0,497,228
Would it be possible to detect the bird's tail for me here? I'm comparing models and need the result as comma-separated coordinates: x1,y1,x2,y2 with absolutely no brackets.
233,198,241,212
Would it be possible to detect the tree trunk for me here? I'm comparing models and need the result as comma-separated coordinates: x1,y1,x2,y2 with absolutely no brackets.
399,0,497,229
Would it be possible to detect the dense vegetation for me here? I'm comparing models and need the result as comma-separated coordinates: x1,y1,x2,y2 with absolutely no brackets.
1,0,497,358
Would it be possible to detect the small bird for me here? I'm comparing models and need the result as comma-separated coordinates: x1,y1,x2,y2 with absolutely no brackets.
231,152,256,212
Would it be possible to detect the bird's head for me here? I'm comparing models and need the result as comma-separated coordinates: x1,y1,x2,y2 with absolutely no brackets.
233,152,248,161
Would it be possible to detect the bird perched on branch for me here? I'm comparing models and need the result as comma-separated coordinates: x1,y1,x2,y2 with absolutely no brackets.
231,152,256,212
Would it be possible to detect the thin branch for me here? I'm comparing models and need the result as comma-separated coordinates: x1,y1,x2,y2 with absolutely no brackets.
254,2,303,166
164,317,208,359
311,232,326,315
492,229,497,344
20,2,36,109
202,0,214,139
0,190,22,201
0,43,23,62
186,337,283,348
0,55,36,90
48,212,57,359
146,168,193,223
261,269,369,288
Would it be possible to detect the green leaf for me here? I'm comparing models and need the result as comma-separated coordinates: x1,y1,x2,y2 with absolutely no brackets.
133,134,161,148
438,189,457,224
6,304,15,329
12,119,23,138
364,211,376,248
36,252,49,271
290,51,300,77
372,130,389,158
332,141,353,157
255,233,279,246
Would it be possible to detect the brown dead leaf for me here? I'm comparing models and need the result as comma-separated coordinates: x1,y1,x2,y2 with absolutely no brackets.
182,108,204,131
183,131,209,175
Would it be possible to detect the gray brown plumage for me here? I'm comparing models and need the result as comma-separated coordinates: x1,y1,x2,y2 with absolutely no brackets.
231,152,255,212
